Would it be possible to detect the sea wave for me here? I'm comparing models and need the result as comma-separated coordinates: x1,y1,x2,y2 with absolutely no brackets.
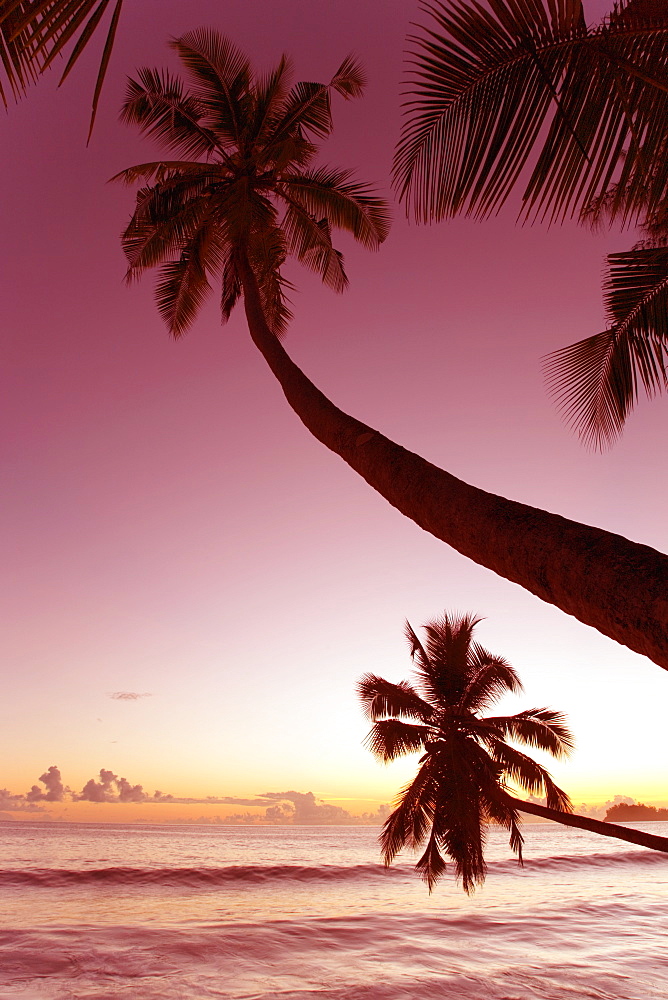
0,862,400,888
497,847,668,874
1,847,667,889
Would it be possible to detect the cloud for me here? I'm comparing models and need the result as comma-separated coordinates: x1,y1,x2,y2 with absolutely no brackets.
117,777,146,803
0,788,45,813
261,790,355,824
75,769,148,803
0,769,388,825
574,794,636,820
109,692,152,701
25,765,65,802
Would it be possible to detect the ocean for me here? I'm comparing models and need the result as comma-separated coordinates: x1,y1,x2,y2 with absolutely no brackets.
1,820,667,999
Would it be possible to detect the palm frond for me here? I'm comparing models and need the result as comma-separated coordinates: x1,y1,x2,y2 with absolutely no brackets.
364,719,433,762
247,220,294,337
329,53,366,100
119,172,219,276
542,772,573,812
394,0,668,225
269,53,364,147
404,620,430,668
545,246,668,446
358,673,433,722
220,247,241,323
281,203,348,293
281,167,390,249
0,0,124,135
486,708,575,757
170,30,250,148
154,227,214,338
120,66,219,159
82,0,122,141
414,824,450,891
460,646,522,712
491,740,571,811
485,791,524,863
110,160,210,186
272,80,334,141
380,761,436,863
249,53,293,146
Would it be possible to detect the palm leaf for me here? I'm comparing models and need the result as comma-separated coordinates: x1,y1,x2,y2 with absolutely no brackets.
460,646,522,712
170,30,251,148
281,167,390,249
270,54,365,147
364,719,433,762
120,67,223,160
491,740,572,811
220,248,241,323
358,673,433,721
154,219,219,337
329,53,366,100
380,761,436,863
544,246,668,446
83,0,122,141
247,220,294,337
249,54,293,147
109,159,208,186
485,790,524,861
0,0,124,134
486,707,575,757
119,171,219,276
413,823,450,890
394,0,668,224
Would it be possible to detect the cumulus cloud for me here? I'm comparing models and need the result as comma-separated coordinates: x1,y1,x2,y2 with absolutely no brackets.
0,788,44,813
75,769,148,803
1,769,389,825
25,766,65,802
261,790,354,824
109,692,152,701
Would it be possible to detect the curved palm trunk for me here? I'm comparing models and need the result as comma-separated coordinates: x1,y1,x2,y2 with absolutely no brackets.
238,257,668,670
512,796,668,853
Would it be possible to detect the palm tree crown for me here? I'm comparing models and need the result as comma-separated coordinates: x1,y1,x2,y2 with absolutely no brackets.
113,29,390,338
359,613,573,893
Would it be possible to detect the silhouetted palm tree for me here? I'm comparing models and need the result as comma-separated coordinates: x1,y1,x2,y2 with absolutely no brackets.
0,0,123,137
394,0,668,446
116,30,668,672
113,30,389,335
360,613,668,893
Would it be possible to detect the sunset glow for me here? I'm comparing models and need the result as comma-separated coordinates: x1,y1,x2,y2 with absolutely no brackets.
3,0,667,830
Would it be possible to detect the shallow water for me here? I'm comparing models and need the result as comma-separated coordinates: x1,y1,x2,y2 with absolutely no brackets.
1,821,667,998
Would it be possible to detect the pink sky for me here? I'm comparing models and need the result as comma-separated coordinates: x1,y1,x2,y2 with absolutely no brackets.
2,0,667,823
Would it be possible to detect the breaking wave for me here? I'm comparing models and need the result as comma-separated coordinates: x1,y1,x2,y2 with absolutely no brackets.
3,847,667,889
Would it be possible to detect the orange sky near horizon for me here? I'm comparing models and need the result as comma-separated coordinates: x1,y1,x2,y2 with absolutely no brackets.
2,0,667,823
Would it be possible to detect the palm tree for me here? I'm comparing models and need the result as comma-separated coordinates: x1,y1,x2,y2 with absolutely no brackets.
115,30,668,673
0,0,124,137
359,613,668,894
394,0,668,446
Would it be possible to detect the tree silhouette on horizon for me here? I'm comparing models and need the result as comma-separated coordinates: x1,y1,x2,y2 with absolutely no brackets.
360,612,668,893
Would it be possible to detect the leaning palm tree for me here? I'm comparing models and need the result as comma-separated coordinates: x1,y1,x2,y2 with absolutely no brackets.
0,0,124,137
360,613,668,893
115,30,668,672
394,0,668,446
